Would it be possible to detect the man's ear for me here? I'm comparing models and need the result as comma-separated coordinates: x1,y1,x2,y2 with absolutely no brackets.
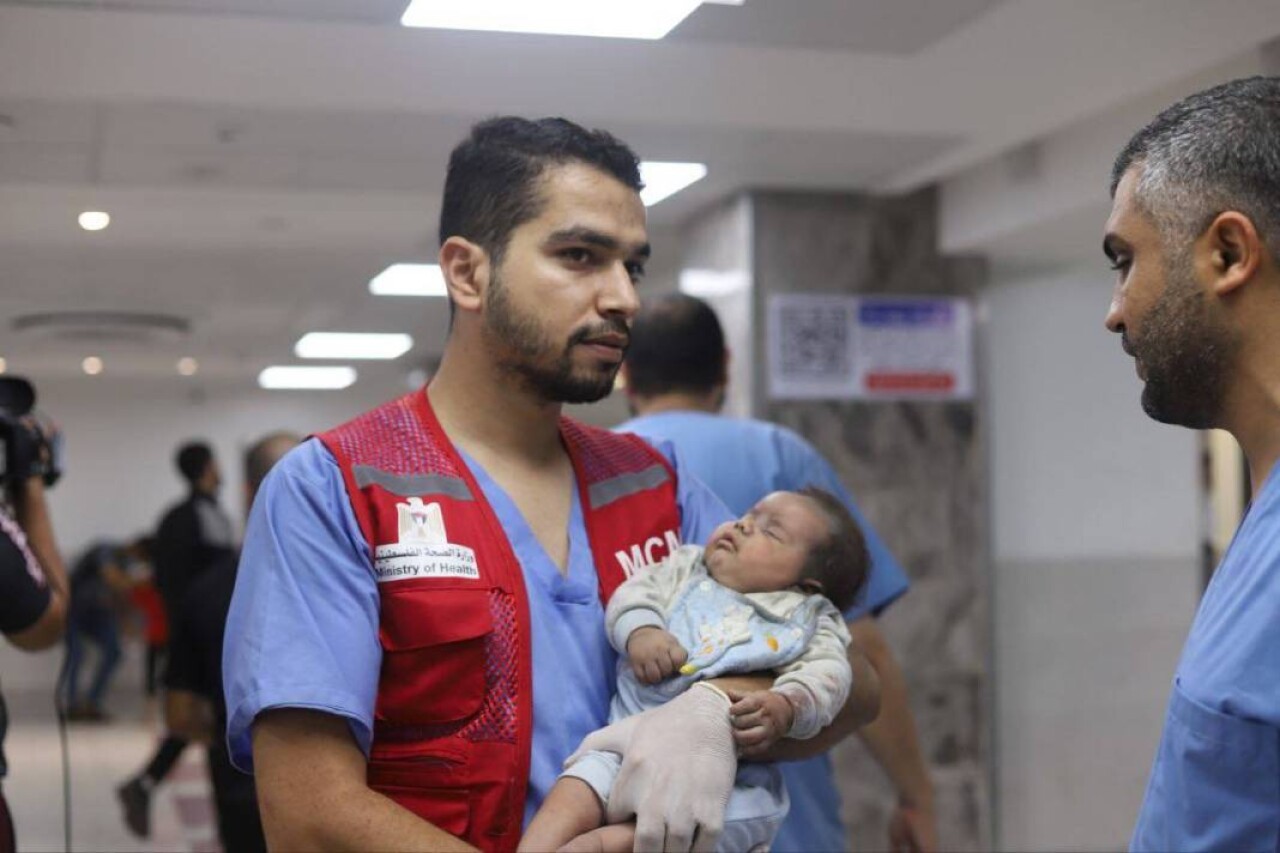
1203,211,1263,297
719,348,731,387
439,237,490,313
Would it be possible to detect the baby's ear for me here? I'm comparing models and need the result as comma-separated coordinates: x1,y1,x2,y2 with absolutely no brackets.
796,578,825,596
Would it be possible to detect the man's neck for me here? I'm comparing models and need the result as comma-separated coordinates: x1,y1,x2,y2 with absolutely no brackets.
427,347,565,465
631,390,721,417
1220,360,1280,502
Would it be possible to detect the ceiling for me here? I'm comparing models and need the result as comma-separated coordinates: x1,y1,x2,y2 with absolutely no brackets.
2,0,1279,390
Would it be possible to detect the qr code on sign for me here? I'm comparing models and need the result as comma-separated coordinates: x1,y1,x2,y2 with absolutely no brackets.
777,304,851,379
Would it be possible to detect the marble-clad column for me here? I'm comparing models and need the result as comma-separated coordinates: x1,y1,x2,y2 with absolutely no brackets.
681,189,991,850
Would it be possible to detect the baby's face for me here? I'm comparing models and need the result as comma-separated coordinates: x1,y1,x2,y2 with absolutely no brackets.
703,492,828,595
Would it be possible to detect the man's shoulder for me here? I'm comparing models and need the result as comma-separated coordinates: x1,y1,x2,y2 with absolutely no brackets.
619,410,786,444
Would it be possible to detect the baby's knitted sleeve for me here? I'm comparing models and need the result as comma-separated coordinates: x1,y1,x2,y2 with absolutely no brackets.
771,601,853,739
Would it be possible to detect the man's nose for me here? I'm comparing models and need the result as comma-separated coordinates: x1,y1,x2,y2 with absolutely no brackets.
599,262,640,319
1104,290,1124,334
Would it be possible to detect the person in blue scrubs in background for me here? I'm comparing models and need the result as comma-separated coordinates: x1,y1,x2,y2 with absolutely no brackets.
1104,76,1280,852
618,293,938,853
224,117,879,852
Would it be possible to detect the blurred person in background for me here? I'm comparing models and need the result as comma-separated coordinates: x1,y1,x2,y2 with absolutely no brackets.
165,431,299,853
62,537,152,722
126,559,168,697
0,377,69,853
118,440,235,838
619,293,938,853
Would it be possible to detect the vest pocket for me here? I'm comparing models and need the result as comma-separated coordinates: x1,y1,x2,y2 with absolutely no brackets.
377,586,493,725
367,760,471,839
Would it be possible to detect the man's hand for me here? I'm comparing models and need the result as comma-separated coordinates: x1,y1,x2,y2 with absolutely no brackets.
565,683,737,852
888,801,938,853
727,689,794,758
625,626,688,685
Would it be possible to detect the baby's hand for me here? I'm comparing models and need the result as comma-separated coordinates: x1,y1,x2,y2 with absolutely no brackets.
727,689,795,758
625,627,688,684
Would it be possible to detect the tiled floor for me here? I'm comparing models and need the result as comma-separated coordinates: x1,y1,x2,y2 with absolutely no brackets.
4,663,219,852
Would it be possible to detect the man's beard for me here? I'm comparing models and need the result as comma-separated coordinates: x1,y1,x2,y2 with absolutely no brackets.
1128,255,1238,429
484,271,626,404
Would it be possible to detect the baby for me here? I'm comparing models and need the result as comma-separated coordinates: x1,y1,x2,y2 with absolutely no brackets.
521,487,870,853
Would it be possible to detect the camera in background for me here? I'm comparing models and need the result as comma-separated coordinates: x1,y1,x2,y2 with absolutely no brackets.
0,376,63,489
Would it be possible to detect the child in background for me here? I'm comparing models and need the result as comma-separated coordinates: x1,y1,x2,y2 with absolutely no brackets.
521,487,869,853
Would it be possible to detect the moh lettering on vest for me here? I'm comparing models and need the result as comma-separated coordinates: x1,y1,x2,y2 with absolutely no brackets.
374,497,480,582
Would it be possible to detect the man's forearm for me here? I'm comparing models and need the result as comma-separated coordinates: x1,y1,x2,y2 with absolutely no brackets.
254,708,477,852
852,619,934,810
266,779,475,852
13,477,68,602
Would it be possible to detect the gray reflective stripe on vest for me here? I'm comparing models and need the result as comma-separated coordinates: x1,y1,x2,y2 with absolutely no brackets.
353,465,473,501
588,464,670,510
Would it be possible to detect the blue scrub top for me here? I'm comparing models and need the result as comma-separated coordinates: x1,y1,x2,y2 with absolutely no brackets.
1131,461,1280,852
619,410,911,853
223,435,731,828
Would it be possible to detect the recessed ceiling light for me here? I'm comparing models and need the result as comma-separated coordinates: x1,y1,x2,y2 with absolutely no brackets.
258,366,357,390
369,264,448,297
78,211,111,232
177,357,199,376
295,332,414,361
401,0,704,39
82,356,104,375
639,161,708,206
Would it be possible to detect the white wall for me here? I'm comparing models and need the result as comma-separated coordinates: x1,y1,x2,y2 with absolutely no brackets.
983,265,1201,851
34,375,408,555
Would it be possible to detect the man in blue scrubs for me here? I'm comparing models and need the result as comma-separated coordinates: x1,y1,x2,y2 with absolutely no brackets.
1104,76,1280,852
619,293,937,853
224,117,879,851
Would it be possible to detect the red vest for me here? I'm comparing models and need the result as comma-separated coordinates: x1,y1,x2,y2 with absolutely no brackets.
318,390,682,851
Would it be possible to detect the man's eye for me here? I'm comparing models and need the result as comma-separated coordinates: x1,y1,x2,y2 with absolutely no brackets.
1108,257,1131,273
626,261,647,281
562,248,593,264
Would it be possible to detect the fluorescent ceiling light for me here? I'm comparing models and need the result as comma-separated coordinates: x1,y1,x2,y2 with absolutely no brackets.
370,264,448,297
295,332,414,361
640,161,708,206
680,268,750,298
78,211,110,231
258,366,357,390
401,0,703,40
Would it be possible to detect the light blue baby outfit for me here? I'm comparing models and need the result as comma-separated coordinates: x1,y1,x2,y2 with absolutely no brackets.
564,545,852,852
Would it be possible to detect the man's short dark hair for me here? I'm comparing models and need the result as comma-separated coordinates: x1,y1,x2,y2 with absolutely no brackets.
797,487,870,613
1111,76,1280,258
175,442,213,486
244,431,301,495
438,116,643,271
626,293,727,397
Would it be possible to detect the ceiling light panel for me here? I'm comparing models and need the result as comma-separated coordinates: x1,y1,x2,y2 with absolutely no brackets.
295,332,413,361
639,161,708,206
259,366,357,390
369,264,448,297
401,0,704,40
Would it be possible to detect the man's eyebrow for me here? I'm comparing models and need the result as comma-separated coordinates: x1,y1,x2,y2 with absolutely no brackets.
545,226,650,258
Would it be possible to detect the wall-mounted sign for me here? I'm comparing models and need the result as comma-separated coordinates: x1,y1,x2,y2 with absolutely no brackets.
767,294,974,401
